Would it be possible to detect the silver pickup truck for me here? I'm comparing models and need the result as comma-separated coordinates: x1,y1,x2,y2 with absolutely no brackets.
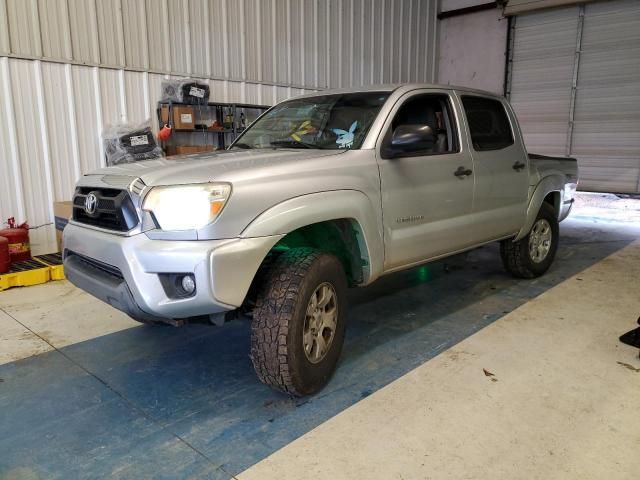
64,84,578,395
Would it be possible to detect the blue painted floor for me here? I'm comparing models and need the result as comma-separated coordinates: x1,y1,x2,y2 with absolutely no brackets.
1,216,638,479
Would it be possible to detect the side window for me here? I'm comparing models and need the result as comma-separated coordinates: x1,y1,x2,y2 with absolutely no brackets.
461,96,514,151
382,94,459,158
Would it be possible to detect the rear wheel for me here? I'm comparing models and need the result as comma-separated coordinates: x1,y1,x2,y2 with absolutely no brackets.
250,248,348,396
501,203,559,278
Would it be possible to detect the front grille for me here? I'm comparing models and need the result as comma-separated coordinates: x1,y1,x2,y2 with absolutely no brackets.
72,187,139,232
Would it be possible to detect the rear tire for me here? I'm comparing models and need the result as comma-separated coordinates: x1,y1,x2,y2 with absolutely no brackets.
250,248,348,396
501,203,559,278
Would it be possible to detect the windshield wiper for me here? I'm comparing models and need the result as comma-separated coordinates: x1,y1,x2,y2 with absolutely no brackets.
269,139,323,149
231,142,254,149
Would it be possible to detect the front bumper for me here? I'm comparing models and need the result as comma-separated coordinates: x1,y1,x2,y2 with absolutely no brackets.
63,222,282,322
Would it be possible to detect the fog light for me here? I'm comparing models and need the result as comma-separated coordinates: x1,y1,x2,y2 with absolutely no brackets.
181,275,196,294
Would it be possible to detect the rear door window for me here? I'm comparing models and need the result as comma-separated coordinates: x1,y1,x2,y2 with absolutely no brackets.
461,96,514,151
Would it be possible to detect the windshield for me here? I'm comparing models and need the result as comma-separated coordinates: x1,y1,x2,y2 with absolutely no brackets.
231,92,390,150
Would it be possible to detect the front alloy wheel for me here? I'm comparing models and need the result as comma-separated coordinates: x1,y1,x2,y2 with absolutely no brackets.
251,248,348,396
303,283,338,363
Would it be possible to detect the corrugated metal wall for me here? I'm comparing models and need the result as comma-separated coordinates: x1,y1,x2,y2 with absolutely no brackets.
508,0,640,194
0,0,439,253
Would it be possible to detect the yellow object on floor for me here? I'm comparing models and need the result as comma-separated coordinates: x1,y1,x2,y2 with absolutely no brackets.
0,253,65,292
34,253,66,281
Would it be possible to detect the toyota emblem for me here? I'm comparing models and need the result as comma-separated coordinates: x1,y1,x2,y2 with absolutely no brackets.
84,192,98,215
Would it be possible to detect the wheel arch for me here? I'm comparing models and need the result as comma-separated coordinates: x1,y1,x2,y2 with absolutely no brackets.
240,190,384,285
515,176,564,241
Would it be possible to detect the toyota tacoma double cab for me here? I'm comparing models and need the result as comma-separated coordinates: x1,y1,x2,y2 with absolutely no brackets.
64,84,578,396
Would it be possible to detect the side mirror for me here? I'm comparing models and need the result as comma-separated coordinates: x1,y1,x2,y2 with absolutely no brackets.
390,125,436,154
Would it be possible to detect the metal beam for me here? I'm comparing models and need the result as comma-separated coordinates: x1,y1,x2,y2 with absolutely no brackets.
438,2,498,20
503,15,516,99
566,4,585,156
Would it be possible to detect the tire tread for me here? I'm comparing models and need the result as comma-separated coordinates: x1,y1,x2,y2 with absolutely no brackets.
250,247,322,395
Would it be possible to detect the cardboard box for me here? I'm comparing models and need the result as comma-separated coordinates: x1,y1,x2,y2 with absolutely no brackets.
174,145,215,155
161,105,195,130
53,201,73,253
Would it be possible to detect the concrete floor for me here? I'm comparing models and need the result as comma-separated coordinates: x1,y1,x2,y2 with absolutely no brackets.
1,193,639,479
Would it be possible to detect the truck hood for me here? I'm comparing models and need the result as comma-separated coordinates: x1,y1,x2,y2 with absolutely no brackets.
87,149,345,186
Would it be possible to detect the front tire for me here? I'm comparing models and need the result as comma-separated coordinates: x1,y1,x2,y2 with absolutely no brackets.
250,248,348,396
500,203,559,278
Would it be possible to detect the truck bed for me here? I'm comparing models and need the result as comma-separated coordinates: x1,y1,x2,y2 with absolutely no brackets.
528,153,577,163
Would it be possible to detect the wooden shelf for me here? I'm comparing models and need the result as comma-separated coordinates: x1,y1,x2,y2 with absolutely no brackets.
173,128,234,133
157,100,269,151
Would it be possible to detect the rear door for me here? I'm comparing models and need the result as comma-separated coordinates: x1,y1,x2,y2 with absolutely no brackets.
459,94,529,241
376,90,476,270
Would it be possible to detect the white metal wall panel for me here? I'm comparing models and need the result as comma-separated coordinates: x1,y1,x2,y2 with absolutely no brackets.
0,57,24,222
145,0,171,71
571,0,640,193
0,0,10,54
315,0,328,87
38,0,72,60
40,62,79,202
124,70,150,123
371,0,385,84
4,0,436,86
509,7,579,156
188,0,210,77
510,0,640,193
167,0,190,74
209,0,227,78
226,0,244,80
71,66,103,175
8,59,55,249
96,0,126,67
245,0,261,82
99,68,126,126
437,7,507,94
258,0,274,83
1,0,438,254
275,0,289,85
7,0,41,56
302,0,316,87
289,0,303,86
67,0,100,64
122,0,150,69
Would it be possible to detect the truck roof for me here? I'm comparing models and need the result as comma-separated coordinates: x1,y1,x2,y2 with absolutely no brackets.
294,83,506,100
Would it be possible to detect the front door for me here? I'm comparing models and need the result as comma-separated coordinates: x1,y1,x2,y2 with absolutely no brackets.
377,91,475,271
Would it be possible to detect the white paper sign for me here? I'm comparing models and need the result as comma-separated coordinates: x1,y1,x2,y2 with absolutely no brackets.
189,86,205,98
130,134,149,146
180,113,193,123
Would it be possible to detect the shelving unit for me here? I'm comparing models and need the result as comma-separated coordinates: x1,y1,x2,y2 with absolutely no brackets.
156,101,269,155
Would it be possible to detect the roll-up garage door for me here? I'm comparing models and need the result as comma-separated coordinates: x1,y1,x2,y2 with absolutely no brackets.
508,0,640,193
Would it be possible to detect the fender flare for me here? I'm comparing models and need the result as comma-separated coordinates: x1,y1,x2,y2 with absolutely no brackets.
515,175,565,241
240,190,384,283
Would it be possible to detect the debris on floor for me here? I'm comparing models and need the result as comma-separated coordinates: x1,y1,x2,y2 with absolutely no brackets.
483,368,498,382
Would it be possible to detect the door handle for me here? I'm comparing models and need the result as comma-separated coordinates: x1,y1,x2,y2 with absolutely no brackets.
513,161,526,171
454,166,473,178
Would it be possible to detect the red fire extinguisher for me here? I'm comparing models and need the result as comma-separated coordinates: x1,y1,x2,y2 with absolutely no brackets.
0,217,31,263
0,236,10,274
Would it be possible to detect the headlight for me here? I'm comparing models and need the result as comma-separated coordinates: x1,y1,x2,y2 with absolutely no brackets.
142,183,231,230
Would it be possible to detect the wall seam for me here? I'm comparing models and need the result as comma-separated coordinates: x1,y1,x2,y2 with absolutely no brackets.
566,4,584,157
